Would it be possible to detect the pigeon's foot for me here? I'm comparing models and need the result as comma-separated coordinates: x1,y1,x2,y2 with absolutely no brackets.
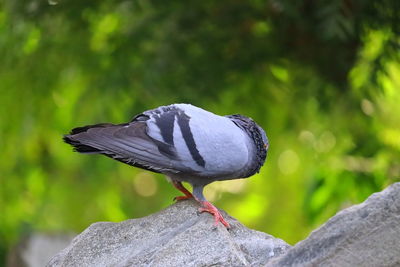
198,201,230,228
172,181,194,201
173,195,193,201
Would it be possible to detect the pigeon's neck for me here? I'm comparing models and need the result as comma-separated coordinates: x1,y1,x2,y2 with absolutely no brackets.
226,114,267,177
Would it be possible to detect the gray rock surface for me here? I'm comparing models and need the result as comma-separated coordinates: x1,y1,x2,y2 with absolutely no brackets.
267,182,400,267
47,200,290,267
48,183,400,267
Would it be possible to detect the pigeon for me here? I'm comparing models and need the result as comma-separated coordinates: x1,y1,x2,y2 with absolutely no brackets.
63,104,269,228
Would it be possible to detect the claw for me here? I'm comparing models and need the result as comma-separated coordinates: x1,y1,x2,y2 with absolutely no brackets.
198,201,230,228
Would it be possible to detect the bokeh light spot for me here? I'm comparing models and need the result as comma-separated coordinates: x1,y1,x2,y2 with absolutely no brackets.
205,179,248,201
133,172,158,197
299,130,316,145
361,99,375,115
314,131,336,153
278,149,300,175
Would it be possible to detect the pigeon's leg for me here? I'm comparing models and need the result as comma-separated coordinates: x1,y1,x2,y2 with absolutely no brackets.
172,181,194,201
192,185,230,228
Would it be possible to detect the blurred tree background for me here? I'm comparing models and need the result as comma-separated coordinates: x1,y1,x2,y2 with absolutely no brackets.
1,0,399,263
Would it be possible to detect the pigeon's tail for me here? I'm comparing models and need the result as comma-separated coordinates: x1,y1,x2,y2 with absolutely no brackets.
63,123,117,154
63,121,182,174
63,135,101,153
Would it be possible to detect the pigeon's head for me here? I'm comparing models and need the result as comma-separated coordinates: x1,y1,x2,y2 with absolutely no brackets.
256,124,269,151
226,114,269,172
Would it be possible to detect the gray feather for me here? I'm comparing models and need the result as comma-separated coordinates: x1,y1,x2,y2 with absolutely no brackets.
65,122,189,174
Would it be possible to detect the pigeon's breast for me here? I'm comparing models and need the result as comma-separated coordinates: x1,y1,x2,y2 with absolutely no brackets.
181,106,249,176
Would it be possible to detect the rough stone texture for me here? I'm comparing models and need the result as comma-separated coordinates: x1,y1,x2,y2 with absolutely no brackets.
47,183,400,267
47,200,290,267
7,233,75,267
267,182,400,267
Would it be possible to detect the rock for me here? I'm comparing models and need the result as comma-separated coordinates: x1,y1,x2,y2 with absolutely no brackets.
47,200,290,267
7,233,75,267
267,182,400,267
48,183,400,267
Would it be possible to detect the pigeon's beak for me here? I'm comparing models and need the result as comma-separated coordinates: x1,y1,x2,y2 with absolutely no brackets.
264,143,268,149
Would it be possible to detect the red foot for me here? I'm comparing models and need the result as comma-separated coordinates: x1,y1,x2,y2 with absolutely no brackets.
172,181,194,201
199,201,230,228
174,195,193,201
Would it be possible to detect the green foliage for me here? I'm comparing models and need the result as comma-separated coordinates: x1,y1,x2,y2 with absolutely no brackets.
1,0,399,262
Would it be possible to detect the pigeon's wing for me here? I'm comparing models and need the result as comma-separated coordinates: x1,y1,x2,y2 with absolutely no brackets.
142,104,251,177
63,120,194,174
